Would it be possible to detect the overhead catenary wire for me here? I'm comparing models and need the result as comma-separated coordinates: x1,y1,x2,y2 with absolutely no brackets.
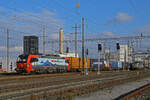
0,4,62,31
2,0,105,39
128,0,138,13
51,0,106,33
1,0,77,43
31,0,79,23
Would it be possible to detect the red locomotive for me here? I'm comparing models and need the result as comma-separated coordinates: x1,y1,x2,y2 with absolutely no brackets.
16,54,70,73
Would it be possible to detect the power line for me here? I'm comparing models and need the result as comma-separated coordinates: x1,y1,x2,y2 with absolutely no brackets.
47,35,150,43
51,0,108,36
128,0,137,13
51,0,81,16
0,26,37,36
4,0,106,38
30,0,80,26
0,4,62,29
72,24,80,57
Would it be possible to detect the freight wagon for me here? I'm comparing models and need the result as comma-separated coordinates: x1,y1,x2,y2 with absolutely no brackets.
68,57,90,72
16,54,90,73
129,62,145,70
90,59,110,71
110,61,123,70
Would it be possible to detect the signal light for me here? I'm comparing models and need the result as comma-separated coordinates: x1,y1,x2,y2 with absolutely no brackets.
86,49,88,55
98,44,102,51
116,43,120,50
66,47,69,53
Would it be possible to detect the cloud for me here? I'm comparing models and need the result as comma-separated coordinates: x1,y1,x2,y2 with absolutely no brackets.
0,46,6,51
50,33,59,40
134,24,150,34
0,8,64,35
49,33,69,40
107,12,133,24
10,46,23,52
0,46,23,52
0,8,64,57
86,33,98,39
101,31,114,37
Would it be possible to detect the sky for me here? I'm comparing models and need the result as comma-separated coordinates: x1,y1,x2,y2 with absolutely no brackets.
0,0,150,58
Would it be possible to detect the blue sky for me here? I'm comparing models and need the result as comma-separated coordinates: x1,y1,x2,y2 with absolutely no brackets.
0,0,150,57
0,0,150,36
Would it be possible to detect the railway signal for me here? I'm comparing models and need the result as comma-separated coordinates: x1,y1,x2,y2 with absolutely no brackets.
10,62,12,71
116,41,120,70
66,47,69,53
116,42,120,50
98,42,102,75
86,48,88,55
98,43,102,52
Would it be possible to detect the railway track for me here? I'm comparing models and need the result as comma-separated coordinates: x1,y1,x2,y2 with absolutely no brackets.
116,83,150,100
0,71,134,94
0,71,132,85
0,70,136,80
0,70,149,100
1,75,131,100
0,72,80,81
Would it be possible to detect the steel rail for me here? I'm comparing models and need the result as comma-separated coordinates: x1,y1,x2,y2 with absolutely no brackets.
117,83,150,100
0,74,136,99
0,71,149,100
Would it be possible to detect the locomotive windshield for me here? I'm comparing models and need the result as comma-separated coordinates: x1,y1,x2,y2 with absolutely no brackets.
17,55,28,63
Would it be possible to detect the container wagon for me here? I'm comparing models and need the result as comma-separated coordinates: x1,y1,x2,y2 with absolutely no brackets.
110,61,123,70
90,59,110,71
68,57,90,72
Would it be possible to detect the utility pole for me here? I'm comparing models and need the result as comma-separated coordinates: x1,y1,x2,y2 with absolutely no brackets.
6,28,9,72
82,17,85,74
43,27,46,54
85,48,88,75
108,47,110,69
131,40,135,65
116,41,120,70
124,47,127,70
104,41,106,65
66,36,69,53
98,41,102,75
128,40,130,71
52,42,54,54
72,24,80,57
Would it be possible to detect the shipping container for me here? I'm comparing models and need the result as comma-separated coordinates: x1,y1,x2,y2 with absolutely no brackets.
110,61,123,69
68,57,90,71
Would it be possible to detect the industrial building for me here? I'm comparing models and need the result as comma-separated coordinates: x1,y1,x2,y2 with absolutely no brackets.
119,45,133,63
24,36,39,55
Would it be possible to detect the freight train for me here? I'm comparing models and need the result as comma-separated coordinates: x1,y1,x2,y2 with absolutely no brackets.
16,54,90,73
16,54,145,73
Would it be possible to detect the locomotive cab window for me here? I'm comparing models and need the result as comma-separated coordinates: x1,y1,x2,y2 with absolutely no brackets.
16,55,28,63
30,58,38,62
